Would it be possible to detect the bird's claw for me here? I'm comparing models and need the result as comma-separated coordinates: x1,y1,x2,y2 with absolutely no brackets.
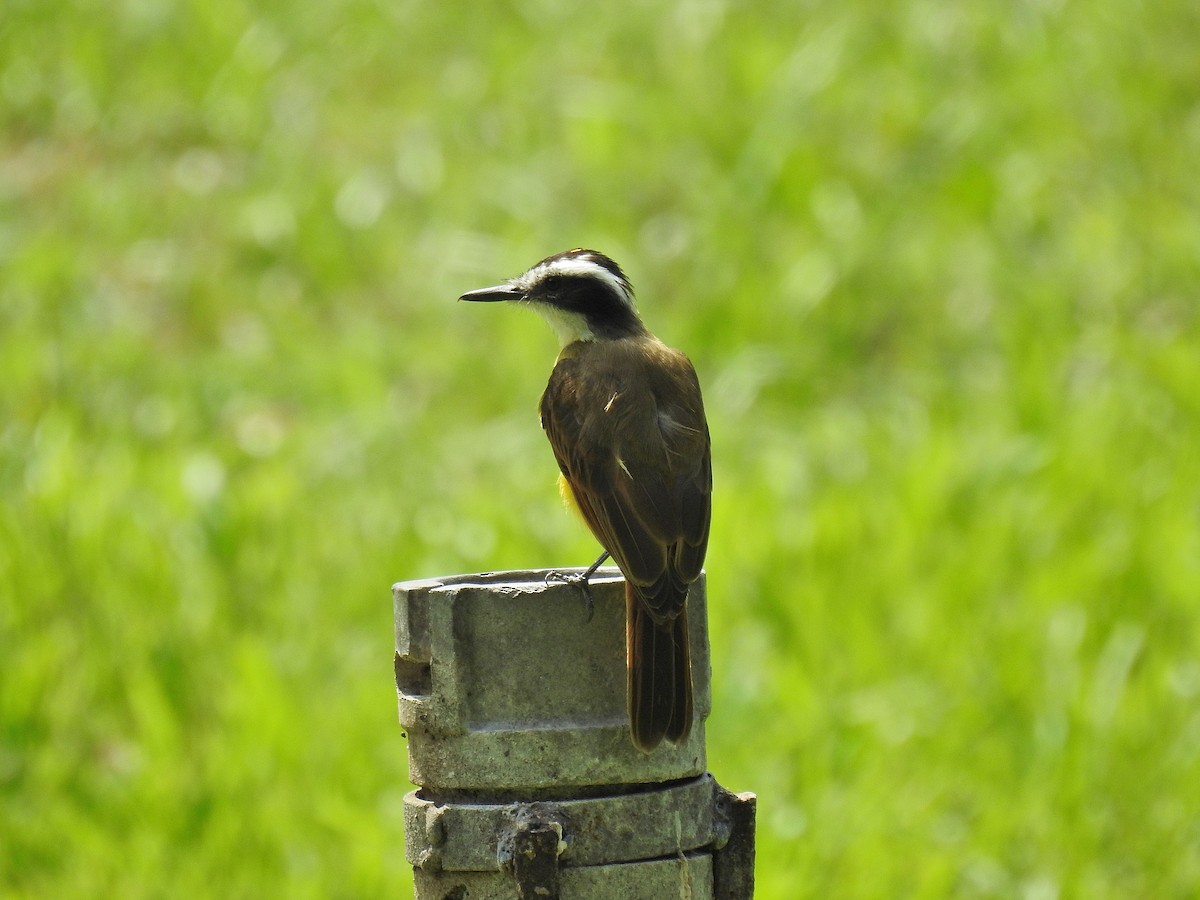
543,569,596,622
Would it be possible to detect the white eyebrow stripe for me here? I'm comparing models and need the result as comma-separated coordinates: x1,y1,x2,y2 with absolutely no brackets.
516,255,634,308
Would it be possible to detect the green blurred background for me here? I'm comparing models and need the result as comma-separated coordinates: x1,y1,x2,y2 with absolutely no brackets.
3,0,1198,896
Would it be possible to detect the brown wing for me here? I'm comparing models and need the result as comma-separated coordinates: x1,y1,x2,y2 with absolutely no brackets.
540,341,711,624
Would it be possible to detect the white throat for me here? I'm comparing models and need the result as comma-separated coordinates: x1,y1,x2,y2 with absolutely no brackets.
533,303,595,347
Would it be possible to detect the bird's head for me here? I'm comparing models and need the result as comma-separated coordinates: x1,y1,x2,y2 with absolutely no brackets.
459,248,647,346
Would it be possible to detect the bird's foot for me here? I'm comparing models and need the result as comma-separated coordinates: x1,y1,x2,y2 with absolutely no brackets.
544,568,597,622
544,552,610,622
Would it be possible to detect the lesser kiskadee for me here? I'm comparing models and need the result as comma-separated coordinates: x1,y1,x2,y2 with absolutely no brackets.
460,248,712,752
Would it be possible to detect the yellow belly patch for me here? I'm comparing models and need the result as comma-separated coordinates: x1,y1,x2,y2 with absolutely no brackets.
557,473,586,523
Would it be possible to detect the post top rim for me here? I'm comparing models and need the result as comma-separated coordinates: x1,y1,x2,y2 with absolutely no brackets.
392,567,629,594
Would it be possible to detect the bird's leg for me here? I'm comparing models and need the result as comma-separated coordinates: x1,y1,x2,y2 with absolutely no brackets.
543,551,611,621
581,550,611,581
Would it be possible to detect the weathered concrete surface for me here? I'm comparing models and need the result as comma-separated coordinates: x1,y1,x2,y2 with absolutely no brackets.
392,568,753,898
393,568,710,790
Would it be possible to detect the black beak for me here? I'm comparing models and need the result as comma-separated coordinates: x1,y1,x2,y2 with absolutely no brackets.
458,284,523,302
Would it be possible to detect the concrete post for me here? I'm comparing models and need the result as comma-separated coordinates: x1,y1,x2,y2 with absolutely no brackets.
393,568,756,899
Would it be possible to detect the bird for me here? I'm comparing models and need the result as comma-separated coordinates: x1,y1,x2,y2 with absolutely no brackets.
459,248,711,752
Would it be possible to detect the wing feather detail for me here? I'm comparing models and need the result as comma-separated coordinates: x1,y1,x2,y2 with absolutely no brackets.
540,340,711,626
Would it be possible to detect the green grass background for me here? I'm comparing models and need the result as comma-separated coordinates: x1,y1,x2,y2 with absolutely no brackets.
3,0,1199,896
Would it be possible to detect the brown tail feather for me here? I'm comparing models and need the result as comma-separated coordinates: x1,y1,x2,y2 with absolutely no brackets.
627,584,693,752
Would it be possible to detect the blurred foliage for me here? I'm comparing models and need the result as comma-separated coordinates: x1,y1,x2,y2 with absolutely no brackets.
2,0,1199,896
